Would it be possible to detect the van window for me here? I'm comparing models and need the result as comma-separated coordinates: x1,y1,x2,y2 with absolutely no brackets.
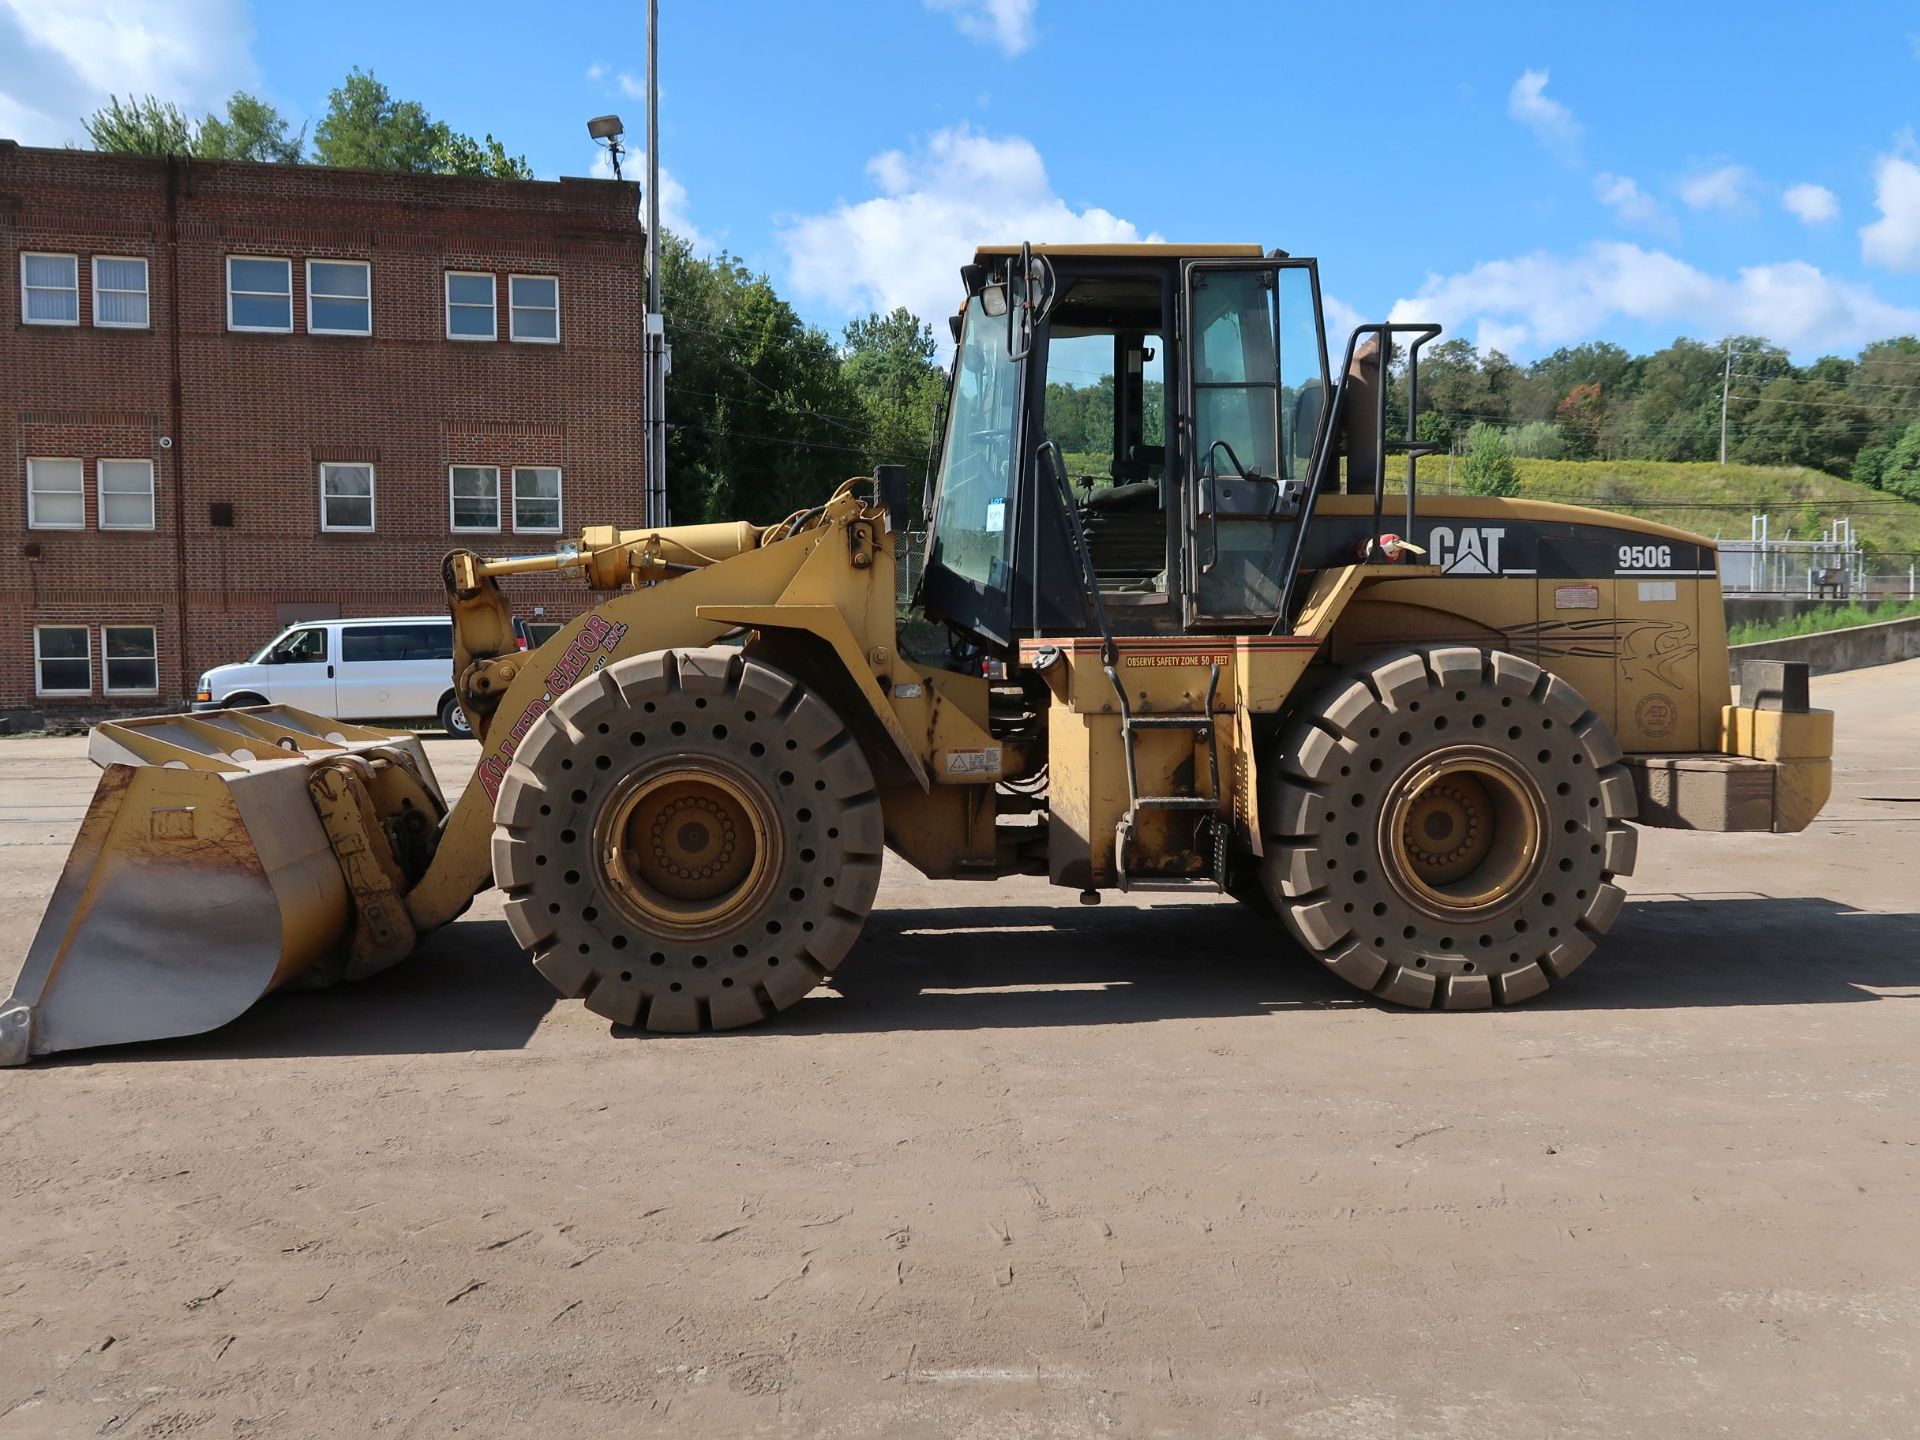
341,623,454,663
266,626,328,664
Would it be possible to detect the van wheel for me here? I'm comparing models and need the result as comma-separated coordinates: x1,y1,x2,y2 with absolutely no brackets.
440,692,474,737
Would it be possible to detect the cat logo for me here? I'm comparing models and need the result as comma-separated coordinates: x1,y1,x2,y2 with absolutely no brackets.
1428,525,1506,575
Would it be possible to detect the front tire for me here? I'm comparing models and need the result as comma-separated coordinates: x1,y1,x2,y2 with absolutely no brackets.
491,647,884,1032
1261,647,1637,1009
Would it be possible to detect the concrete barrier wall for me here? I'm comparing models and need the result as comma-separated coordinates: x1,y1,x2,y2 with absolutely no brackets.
1728,614,1920,682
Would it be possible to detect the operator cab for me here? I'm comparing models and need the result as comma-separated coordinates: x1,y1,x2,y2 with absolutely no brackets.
919,244,1346,652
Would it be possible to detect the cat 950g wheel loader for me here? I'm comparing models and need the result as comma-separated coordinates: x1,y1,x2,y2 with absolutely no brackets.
3,243,1834,1063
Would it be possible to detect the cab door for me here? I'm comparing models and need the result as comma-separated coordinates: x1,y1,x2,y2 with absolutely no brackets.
1179,259,1329,626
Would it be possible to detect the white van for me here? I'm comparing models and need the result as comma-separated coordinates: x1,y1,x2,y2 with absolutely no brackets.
193,616,472,736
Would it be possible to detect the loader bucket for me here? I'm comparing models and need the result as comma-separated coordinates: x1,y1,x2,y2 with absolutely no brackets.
1,708,443,1066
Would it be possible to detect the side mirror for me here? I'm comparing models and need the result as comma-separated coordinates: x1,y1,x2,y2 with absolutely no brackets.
979,282,1009,319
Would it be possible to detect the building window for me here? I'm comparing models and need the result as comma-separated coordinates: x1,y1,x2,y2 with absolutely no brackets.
450,465,502,531
512,466,563,532
307,259,371,336
227,256,293,332
508,275,560,343
445,272,497,340
26,457,86,529
319,462,375,532
91,256,150,328
98,459,156,530
103,626,158,695
22,252,79,325
34,626,91,696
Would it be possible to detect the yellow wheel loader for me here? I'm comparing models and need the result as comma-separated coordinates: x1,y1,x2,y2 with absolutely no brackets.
3,244,1835,1063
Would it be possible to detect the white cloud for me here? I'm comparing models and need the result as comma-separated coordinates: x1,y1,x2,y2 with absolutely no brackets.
1781,182,1838,225
0,0,257,146
591,146,709,252
1389,241,1920,360
1860,151,1920,273
585,63,606,81
616,72,646,100
781,126,1153,328
1678,164,1753,213
926,0,1037,57
1592,172,1673,235
1321,292,1365,349
1508,69,1580,161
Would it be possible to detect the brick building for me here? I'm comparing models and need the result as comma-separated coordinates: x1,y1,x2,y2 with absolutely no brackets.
0,141,647,719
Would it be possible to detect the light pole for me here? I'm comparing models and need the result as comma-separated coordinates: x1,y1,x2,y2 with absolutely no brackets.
588,42,668,531
1719,338,1733,466
644,0,666,529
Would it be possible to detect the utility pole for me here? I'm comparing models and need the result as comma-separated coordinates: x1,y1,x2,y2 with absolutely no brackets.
644,0,667,529
1719,338,1732,466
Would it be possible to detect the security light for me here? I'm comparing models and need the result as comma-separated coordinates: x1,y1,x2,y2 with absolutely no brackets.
587,115,624,141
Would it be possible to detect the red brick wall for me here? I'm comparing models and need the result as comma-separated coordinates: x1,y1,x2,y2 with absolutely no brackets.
0,143,648,718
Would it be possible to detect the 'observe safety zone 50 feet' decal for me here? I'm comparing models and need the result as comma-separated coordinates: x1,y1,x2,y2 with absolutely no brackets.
1413,523,1718,580
477,615,632,801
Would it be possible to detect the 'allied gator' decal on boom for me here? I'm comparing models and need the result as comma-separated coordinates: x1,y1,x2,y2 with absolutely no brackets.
477,615,631,801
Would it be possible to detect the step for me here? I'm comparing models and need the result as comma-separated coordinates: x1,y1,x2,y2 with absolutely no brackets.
1120,877,1225,893
1125,714,1217,730
1133,795,1218,811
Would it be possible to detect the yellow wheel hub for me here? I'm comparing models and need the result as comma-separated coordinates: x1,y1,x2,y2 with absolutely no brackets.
1381,747,1547,918
596,763,781,936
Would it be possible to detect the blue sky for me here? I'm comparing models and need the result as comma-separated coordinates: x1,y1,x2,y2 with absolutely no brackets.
5,0,1920,361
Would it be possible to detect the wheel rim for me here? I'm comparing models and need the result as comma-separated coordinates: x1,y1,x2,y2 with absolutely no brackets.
1380,746,1548,919
595,761,781,937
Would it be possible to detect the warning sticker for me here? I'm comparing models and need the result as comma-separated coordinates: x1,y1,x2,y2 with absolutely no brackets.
1121,652,1233,669
944,747,1002,776
1554,585,1601,610
1637,580,1679,603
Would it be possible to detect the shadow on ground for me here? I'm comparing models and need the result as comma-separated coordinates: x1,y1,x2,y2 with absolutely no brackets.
50,893,1920,1066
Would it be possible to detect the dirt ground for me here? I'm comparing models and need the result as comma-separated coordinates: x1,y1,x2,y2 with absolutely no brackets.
2,662,1918,1439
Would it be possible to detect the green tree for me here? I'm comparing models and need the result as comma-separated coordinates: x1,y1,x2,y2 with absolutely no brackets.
842,308,946,506
1622,337,1723,461
312,69,439,170
1509,420,1565,459
196,92,304,162
430,129,535,181
83,94,195,155
1881,417,1920,501
1459,423,1521,497
312,68,530,179
1851,440,1889,490
659,234,866,524
84,91,301,162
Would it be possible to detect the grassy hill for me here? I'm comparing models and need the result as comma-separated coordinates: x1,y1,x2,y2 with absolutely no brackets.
1410,457,1920,556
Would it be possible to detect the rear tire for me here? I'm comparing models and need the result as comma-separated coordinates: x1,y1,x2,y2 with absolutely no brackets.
491,647,884,1032
440,691,473,737
1261,647,1636,1010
